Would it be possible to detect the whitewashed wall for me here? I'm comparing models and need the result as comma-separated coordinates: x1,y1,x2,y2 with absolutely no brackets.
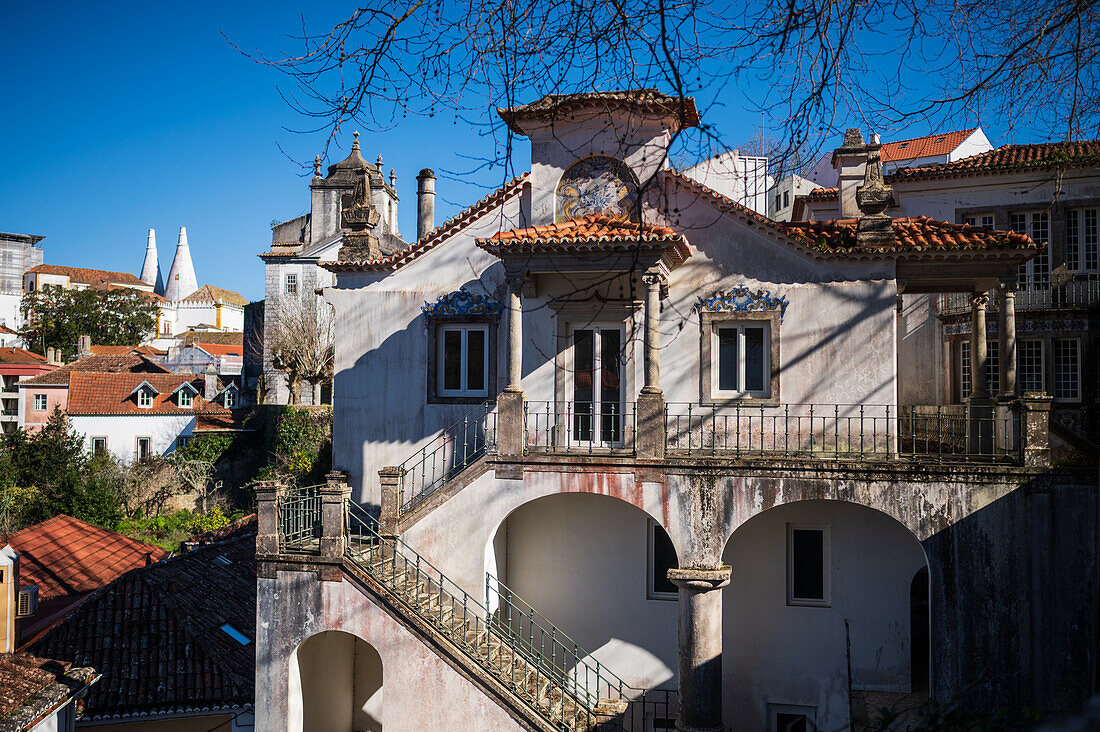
69,414,195,463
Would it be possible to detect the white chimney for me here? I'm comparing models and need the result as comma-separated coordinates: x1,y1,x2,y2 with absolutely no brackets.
204,366,219,400
416,169,436,240
164,227,199,302
139,228,164,295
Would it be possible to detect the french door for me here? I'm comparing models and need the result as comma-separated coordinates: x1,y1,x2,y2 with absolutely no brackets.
571,325,625,447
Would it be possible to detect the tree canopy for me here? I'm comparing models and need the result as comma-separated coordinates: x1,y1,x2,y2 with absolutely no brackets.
20,285,159,360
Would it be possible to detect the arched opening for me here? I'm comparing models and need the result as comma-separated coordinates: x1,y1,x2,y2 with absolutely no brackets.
289,630,383,732
721,500,929,732
488,492,678,690
910,567,930,694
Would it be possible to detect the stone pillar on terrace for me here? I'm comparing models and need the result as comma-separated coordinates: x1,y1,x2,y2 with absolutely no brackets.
319,471,351,564
378,466,403,536
1020,392,1053,467
668,566,732,732
637,272,667,459
998,279,1018,397
497,273,526,458
254,480,283,556
969,291,990,399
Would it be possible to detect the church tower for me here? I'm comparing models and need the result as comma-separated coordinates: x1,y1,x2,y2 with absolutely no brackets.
164,226,198,302
139,228,164,295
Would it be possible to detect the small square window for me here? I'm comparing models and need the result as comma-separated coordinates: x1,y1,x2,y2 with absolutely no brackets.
285,273,298,295
137,389,153,408
178,390,193,408
714,325,770,398
438,325,489,398
135,437,152,461
91,437,107,456
783,190,790,208
32,393,47,411
177,435,191,450
647,520,678,600
787,525,829,606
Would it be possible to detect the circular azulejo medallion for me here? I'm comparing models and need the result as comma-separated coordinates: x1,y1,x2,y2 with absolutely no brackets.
555,156,639,223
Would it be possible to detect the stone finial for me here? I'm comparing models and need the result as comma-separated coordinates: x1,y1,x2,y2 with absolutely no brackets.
389,168,396,187
352,131,360,151
842,128,865,148
313,155,322,178
855,140,896,246
376,154,384,167
337,170,383,262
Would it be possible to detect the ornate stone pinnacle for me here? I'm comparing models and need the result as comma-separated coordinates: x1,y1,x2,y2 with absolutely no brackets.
352,131,360,150
313,155,322,178
855,140,896,246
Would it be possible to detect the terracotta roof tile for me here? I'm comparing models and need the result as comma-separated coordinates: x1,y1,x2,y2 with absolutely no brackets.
30,525,256,720
2,515,168,601
0,348,47,365
477,214,691,264
88,345,165,357
778,216,1036,255
890,140,1100,180
189,343,242,358
19,354,171,387
177,330,243,346
0,324,17,336
499,90,700,132
65,372,230,416
0,652,97,722
180,285,249,307
807,187,839,200
26,265,148,289
881,128,977,162
324,174,529,272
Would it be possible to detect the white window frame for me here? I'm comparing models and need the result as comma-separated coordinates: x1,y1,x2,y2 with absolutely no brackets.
137,388,154,408
1053,337,1081,402
1065,207,1099,272
1011,211,1052,291
787,523,830,607
437,324,490,398
567,323,627,448
177,435,192,450
285,273,298,295
91,436,107,456
32,393,47,411
1017,339,1045,394
713,323,772,400
962,213,994,228
958,339,999,401
647,519,679,601
135,436,152,461
178,390,193,408
224,389,237,408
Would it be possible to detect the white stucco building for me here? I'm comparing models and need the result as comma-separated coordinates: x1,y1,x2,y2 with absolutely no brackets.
254,91,1092,732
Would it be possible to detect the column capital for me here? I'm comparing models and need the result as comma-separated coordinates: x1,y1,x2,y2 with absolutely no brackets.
668,566,731,591
504,272,525,291
998,277,1018,295
970,291,990,308
641,271,666,286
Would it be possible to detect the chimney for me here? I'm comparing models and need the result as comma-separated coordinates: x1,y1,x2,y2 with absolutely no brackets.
139,228,164,295
833,128,866,218
855,136,896,247
416,169,436,240
78,334,92,357
46,347,58,365
204,366,219,400
164,226,199,303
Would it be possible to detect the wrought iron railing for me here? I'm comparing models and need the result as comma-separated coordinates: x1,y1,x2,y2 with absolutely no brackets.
399,401,496,514
939,273,1100,314
279,483,322,551
344,500,670,730
665,402,1021,463
524,400,638,455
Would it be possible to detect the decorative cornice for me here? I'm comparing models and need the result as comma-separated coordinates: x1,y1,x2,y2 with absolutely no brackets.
422,286,503,317
695,286,790,322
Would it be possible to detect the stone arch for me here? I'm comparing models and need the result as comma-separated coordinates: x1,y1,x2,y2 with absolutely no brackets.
720,499,929,732
486,490,680,691
289,630,383,732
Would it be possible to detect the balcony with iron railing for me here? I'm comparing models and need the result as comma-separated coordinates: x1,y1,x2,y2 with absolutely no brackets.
939,273,1100,315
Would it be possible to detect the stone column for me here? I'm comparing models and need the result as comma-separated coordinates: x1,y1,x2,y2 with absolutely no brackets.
319,471,351,564
254,480,283,556
998,280,1017,397
637,273,667,459
668,566,732,732
378,466,403,536
498,274,526,458
1020,392,1053,467
969,292,989,398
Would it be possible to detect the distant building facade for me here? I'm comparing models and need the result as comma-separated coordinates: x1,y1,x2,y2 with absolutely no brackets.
0,232,44,333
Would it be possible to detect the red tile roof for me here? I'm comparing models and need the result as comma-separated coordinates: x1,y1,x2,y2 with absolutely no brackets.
477,214,691,264
191,343,242,358
0,652,97,722
178,330,243,346
499,90,700,133
66,372,229,416
890,140,1100,180
194,411,248,432
324,174,529,271
807,187,839,200
0,323,17,336
31,525,256,720
778,216,1036,256
88,345,165,357
0,348,46,365
26,265,147,289
180,284,249,307
880,128,977,162
2,515,168,601
19,354,171,386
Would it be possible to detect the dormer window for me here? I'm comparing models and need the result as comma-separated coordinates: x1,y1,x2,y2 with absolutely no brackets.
137,388,153,408
179,390,193,408
224,388,237,408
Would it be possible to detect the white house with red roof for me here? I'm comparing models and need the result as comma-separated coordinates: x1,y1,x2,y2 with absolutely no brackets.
250,91,1096,732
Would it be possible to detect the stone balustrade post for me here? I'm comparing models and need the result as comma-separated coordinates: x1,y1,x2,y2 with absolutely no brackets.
378,466,404,536
319,471,351,562
1019,392,1053,467
496,390,526,459
254,480,283,556
636,392,666,459
668,566,732,732
592,699,629,730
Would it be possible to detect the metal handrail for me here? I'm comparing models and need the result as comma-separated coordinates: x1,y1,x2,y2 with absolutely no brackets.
345,500,608,730
939,273,1100,314
664,402,1021,463
524,400,638,455
398,401,497,514
279,484,323,551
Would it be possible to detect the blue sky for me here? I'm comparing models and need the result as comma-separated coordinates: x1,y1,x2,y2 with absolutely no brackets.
0,3,1045,302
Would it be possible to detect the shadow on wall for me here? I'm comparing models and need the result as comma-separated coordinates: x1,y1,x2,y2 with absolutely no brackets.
290,630,383,732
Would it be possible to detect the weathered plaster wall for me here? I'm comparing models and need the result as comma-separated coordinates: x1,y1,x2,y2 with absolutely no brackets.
69,414,195,463
20,383,66,431
898,293,944,405
255,570,530,732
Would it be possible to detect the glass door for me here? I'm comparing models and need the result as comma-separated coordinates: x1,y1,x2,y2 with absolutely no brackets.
571,325,624,447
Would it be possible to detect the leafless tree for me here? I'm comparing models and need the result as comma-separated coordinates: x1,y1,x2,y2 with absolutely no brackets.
267,296,335,405
172,459,222,514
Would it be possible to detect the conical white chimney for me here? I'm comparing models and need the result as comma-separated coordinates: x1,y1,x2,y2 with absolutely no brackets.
164,226,198,302
139,228,164,295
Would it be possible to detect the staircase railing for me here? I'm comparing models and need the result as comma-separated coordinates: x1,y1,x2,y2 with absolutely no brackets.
399,400,496,514
344,499,673,730
486,573,677,730
278,483,322,552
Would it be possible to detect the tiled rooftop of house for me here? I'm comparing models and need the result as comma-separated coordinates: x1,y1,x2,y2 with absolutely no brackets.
889,140,1100,179
25,264,147,289
178,330,244,346
0,324,18,336
18,353,171,386
190,343,243,358
30,519,256,721
0,348,46,365
807,187,839,200
88,345,165,357
65,372,230,415
180,284,249,307
499,89,701,131
778,216,1035,253
1,515,168,602
0,652,97,726
880,128,976,162
478,215,692,264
